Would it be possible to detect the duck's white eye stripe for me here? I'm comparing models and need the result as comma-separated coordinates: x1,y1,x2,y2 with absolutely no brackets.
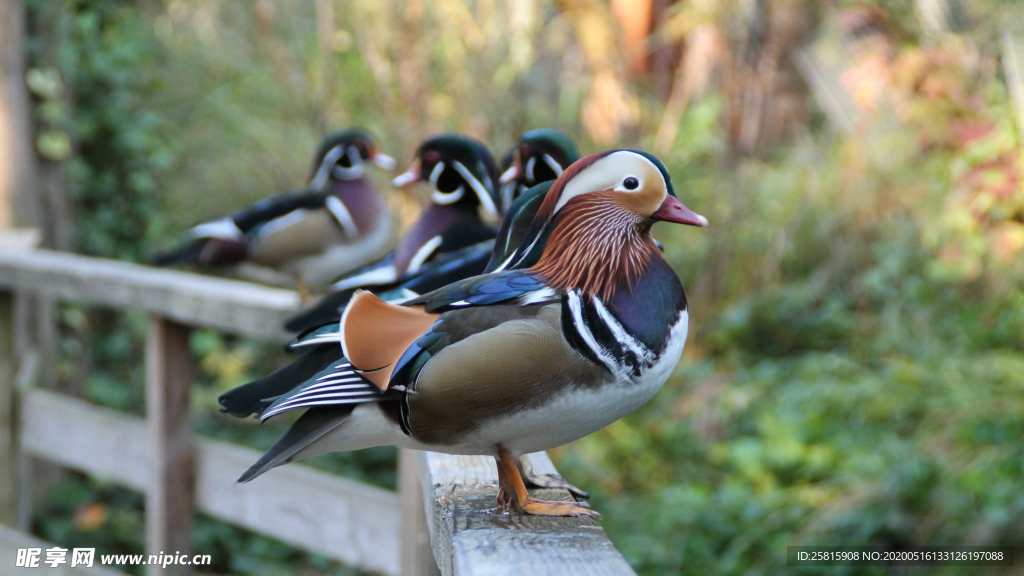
429,161,446,187
452,160,498,217
543,154,563,176
310,145,345,189
554,151,665,214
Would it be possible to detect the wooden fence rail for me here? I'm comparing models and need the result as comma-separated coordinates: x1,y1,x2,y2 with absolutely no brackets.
0,246,635,576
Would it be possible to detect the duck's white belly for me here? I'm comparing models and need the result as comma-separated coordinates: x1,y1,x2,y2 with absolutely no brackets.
430,310,689,456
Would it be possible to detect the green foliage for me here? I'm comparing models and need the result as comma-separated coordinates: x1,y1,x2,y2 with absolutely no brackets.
27,0,174,261
556,21,1024,574
22,1,1024,575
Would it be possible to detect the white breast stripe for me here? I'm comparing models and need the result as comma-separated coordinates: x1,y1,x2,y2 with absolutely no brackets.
566,290,618,375
325,196,360,240
407,236,443,274
591,296,653,364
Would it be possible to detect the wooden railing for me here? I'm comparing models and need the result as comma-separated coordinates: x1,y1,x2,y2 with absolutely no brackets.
0,244,635,576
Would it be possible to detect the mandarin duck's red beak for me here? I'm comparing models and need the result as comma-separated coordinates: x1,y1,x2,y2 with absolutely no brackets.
652,196,708,228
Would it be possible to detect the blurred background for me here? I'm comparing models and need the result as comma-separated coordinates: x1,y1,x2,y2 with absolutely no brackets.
3,0,1024,574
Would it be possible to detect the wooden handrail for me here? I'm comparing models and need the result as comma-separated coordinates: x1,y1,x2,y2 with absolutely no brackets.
0,247,635,576
418,451,636,576
0,249,298,341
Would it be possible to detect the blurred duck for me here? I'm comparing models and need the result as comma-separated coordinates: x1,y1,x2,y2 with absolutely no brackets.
284,134,502,331
286,130,579,332
220,150,708,517
498,128,581,209
150,128,395,296
223,179,558,419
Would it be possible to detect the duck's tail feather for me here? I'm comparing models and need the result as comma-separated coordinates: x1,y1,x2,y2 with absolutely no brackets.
218,345,340,418
236,405,355,483
149,239,208,266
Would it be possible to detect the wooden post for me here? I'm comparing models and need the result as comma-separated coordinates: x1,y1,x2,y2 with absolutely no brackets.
0,0,41,230
0,291,17,526
146,317,194,576
399,449,439,576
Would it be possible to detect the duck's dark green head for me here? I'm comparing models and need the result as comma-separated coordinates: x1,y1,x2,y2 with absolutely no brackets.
392,134,501,218
309,128,396,188
499,129,581,207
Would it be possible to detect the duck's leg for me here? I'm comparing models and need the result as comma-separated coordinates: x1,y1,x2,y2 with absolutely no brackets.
495,448,601,518
517,456,590,500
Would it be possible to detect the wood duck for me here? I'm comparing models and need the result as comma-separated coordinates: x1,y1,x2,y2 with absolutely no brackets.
284,134,501,331
223,150,708,518
151,129,396,296
286,131,578,333
499,129,581,209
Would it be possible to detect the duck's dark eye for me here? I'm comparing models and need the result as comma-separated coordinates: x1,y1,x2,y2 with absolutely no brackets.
623,177,639,190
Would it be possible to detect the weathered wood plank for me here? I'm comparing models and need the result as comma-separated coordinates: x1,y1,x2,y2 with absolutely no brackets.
145,318,194,576
199,438,401,576
19,390,402,575
418,451,636,576
400,449,441,576
20,389,151,490
0,292,17,526
0,524,128,575
0,249,298,341
0,228,41,251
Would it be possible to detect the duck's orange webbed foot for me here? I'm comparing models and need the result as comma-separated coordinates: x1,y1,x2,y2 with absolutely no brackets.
496,448,601,518
519,498,601,518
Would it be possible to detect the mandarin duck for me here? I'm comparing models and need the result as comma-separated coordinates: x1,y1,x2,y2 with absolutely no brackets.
221,150,707,518
285,131,579,333
499,128,581,209
151,128,395,296
284,134,502,331
230,179,591,496
222,181,557,421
